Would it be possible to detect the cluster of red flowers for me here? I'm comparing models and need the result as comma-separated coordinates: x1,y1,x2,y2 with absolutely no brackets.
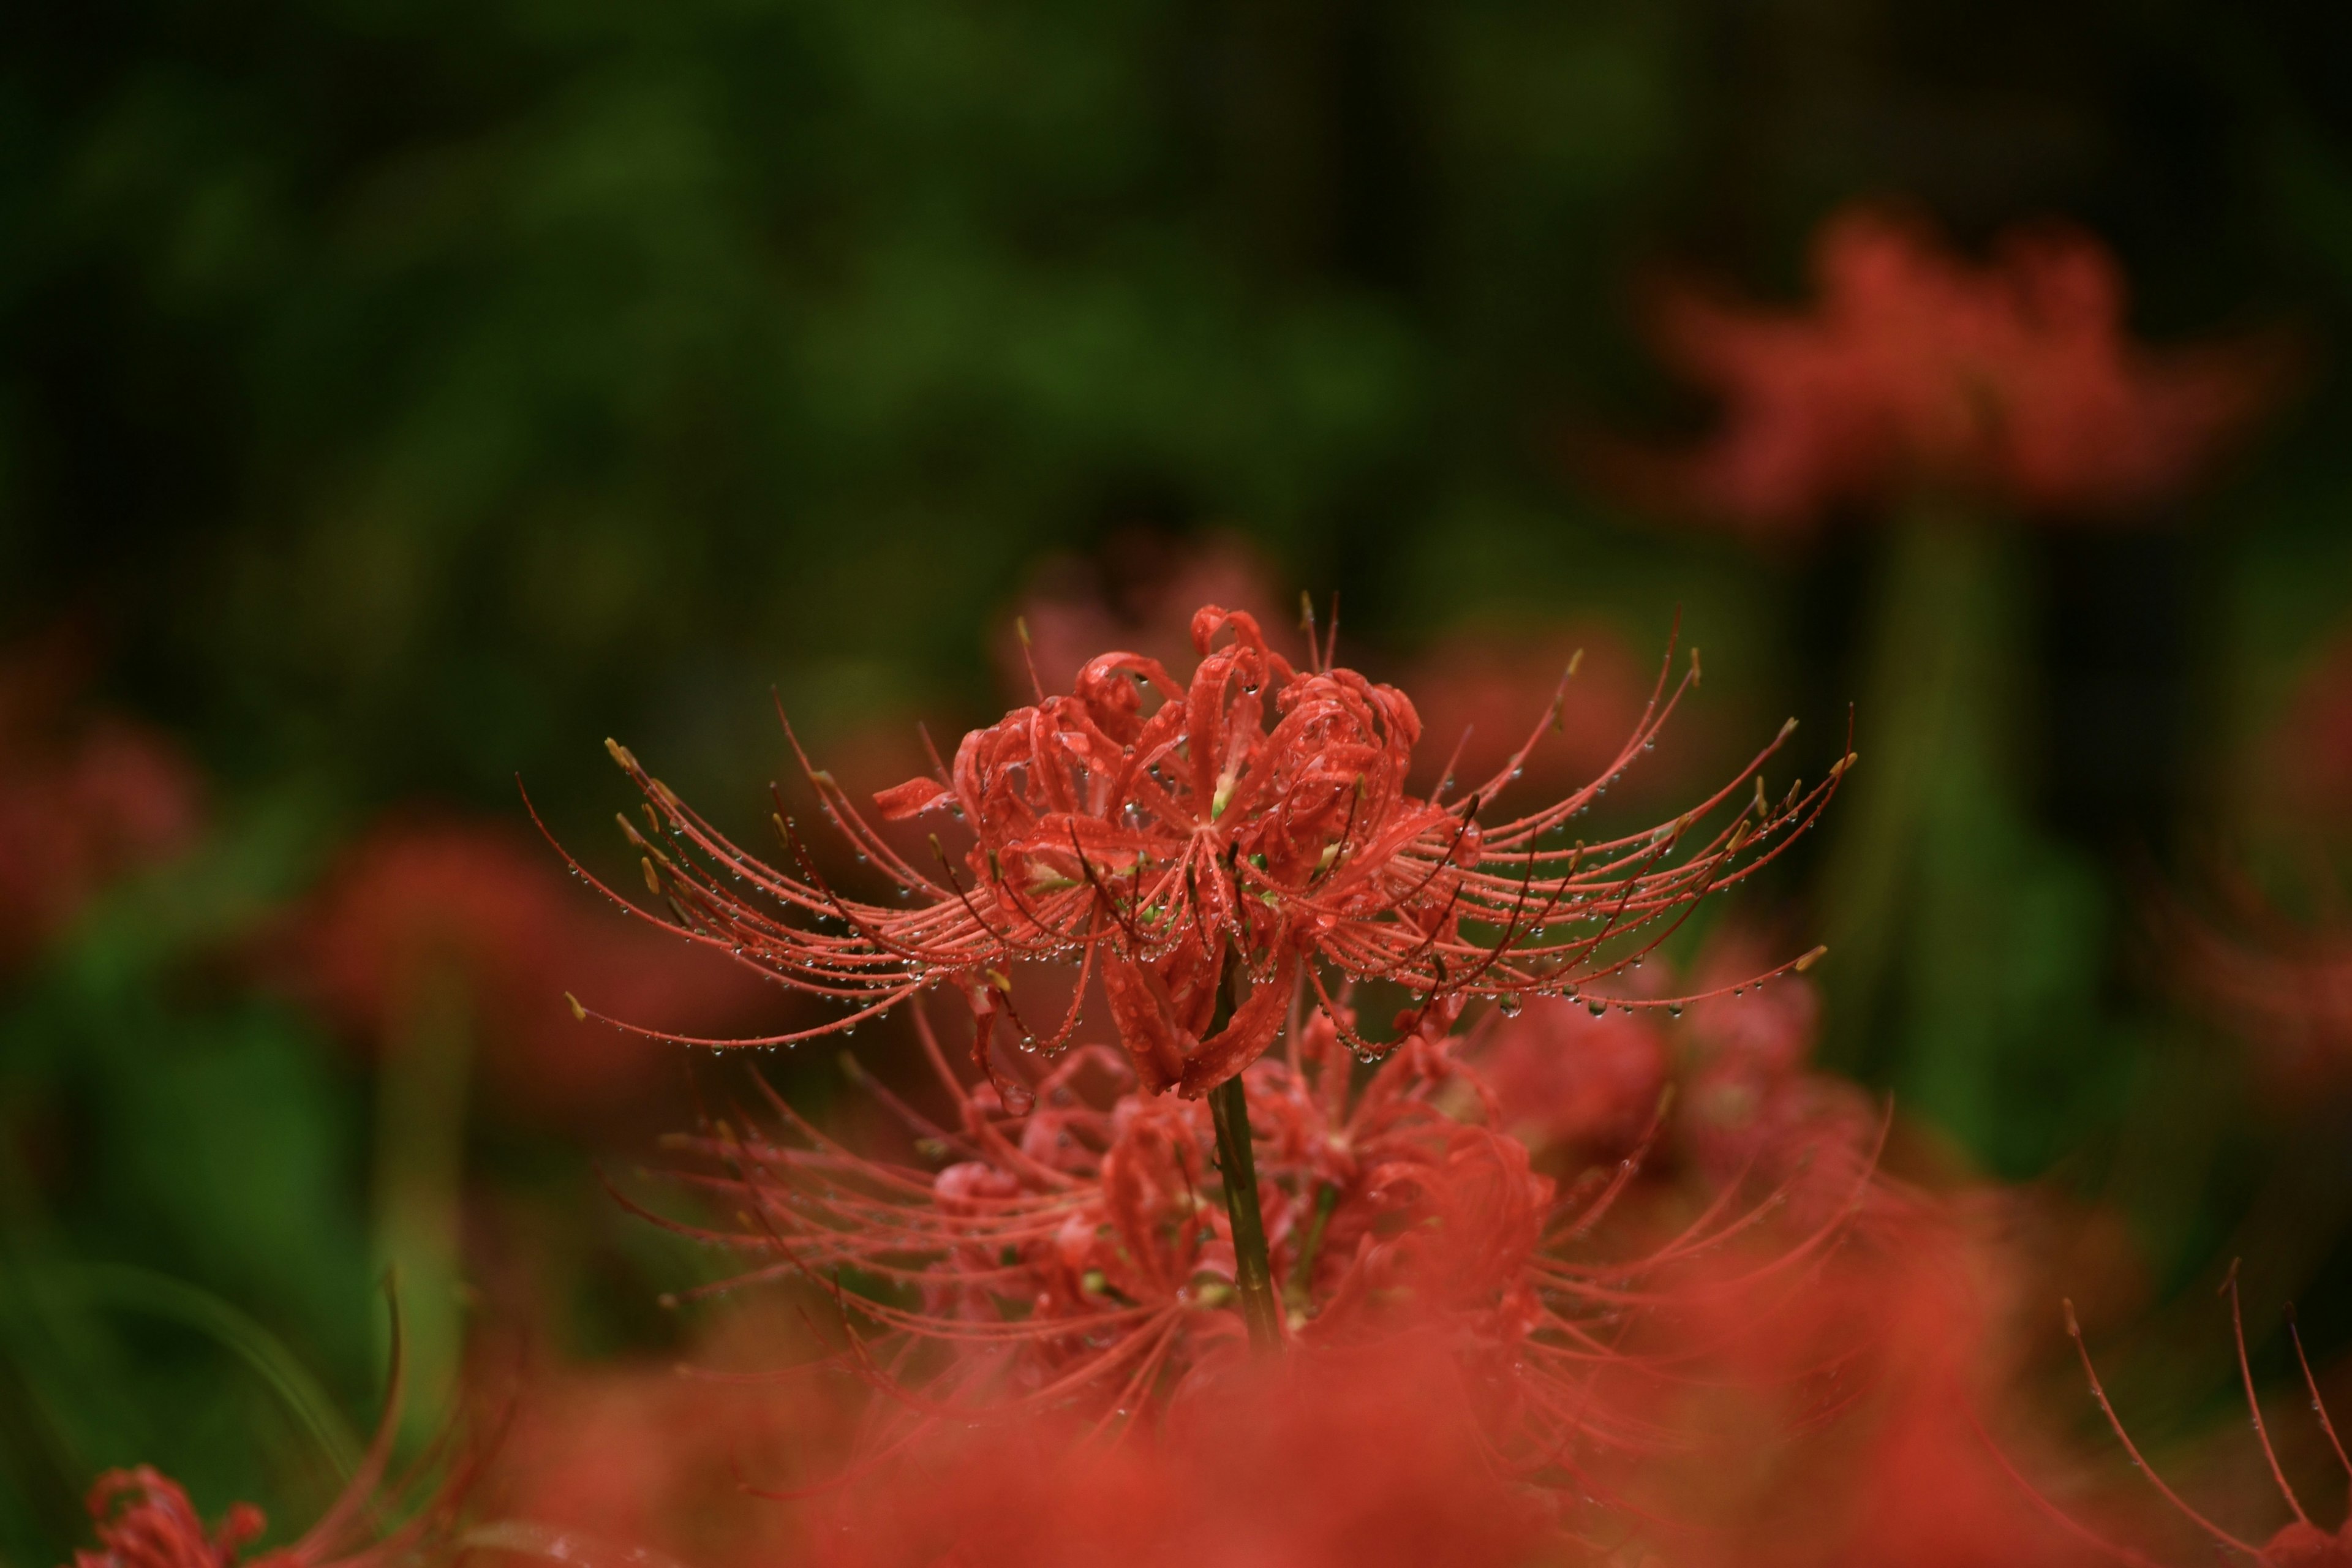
1615,204,2282,535
62,590,2352,1568
637,991,1861,1468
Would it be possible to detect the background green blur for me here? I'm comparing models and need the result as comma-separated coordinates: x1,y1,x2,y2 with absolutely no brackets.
5,2,2352,1562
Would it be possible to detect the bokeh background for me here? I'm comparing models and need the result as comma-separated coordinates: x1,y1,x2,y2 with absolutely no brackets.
6,2,2352,1562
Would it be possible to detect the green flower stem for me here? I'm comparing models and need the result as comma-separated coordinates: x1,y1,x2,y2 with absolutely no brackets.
1205,943,1283,1352
1208,1073,1284,1352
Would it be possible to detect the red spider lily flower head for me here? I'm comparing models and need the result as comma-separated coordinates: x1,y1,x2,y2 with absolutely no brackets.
635,994,1872,1494
300,818,774,1125
1668,932,1869,1199
567,605,1842,1107
1614,204,2285,538
66,1303,454,1568
636,1004,1566,1425
72,1472,269,1568
0,638,203,967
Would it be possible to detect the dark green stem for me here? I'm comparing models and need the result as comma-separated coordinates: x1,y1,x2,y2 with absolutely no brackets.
1205,941,1283,1352
1208,1073,1284,1352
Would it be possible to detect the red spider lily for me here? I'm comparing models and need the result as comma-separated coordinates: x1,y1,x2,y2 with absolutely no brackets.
300,819,774,1124
1670,935,1872,1200
1611,205,2282,537
66,1307,448,1568
1476,929,1851,1185
626,993,1874,1496
566,605,1841,1104
631,1005,1545,1419
2032,1271,2352,1568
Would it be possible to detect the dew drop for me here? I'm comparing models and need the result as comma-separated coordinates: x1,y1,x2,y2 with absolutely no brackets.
1496,995,1523,1019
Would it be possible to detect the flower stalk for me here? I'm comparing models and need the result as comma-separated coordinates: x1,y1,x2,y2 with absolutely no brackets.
1207,949,1283,1352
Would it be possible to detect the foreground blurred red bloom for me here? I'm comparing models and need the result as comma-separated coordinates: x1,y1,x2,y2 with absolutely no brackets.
575,605,1840,1102
483,1310,858,1568
1615,205,2282,536
0,641,202,967
302,820,774,1123
805,1338,1559,1568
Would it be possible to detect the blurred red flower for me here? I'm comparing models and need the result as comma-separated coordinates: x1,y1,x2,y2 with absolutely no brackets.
1475,992,1668,1158
997,532,1289,699
66,1321,443,1568
804,1337,1560,1568
70,1470,270,1568
0,641,203,967
301,819,775,1125
2266,630,2352,825
483,1313,856,1568
1401,625,1656,804
2156,880,2352,1102
1613,205,2283,537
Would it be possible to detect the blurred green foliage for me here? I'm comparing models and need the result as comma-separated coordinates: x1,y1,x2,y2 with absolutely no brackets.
7,1,2352,1562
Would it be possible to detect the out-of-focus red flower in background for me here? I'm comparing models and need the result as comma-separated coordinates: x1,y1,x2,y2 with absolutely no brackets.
1400,624,1656,802
0,638,203,968
297,820,775,1125
997,531,1291,698
2157,882,2352,1104
1476,993,1668,1159
1603,204,2285,537
1673,934,1877,1195
2264,628,2352,826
